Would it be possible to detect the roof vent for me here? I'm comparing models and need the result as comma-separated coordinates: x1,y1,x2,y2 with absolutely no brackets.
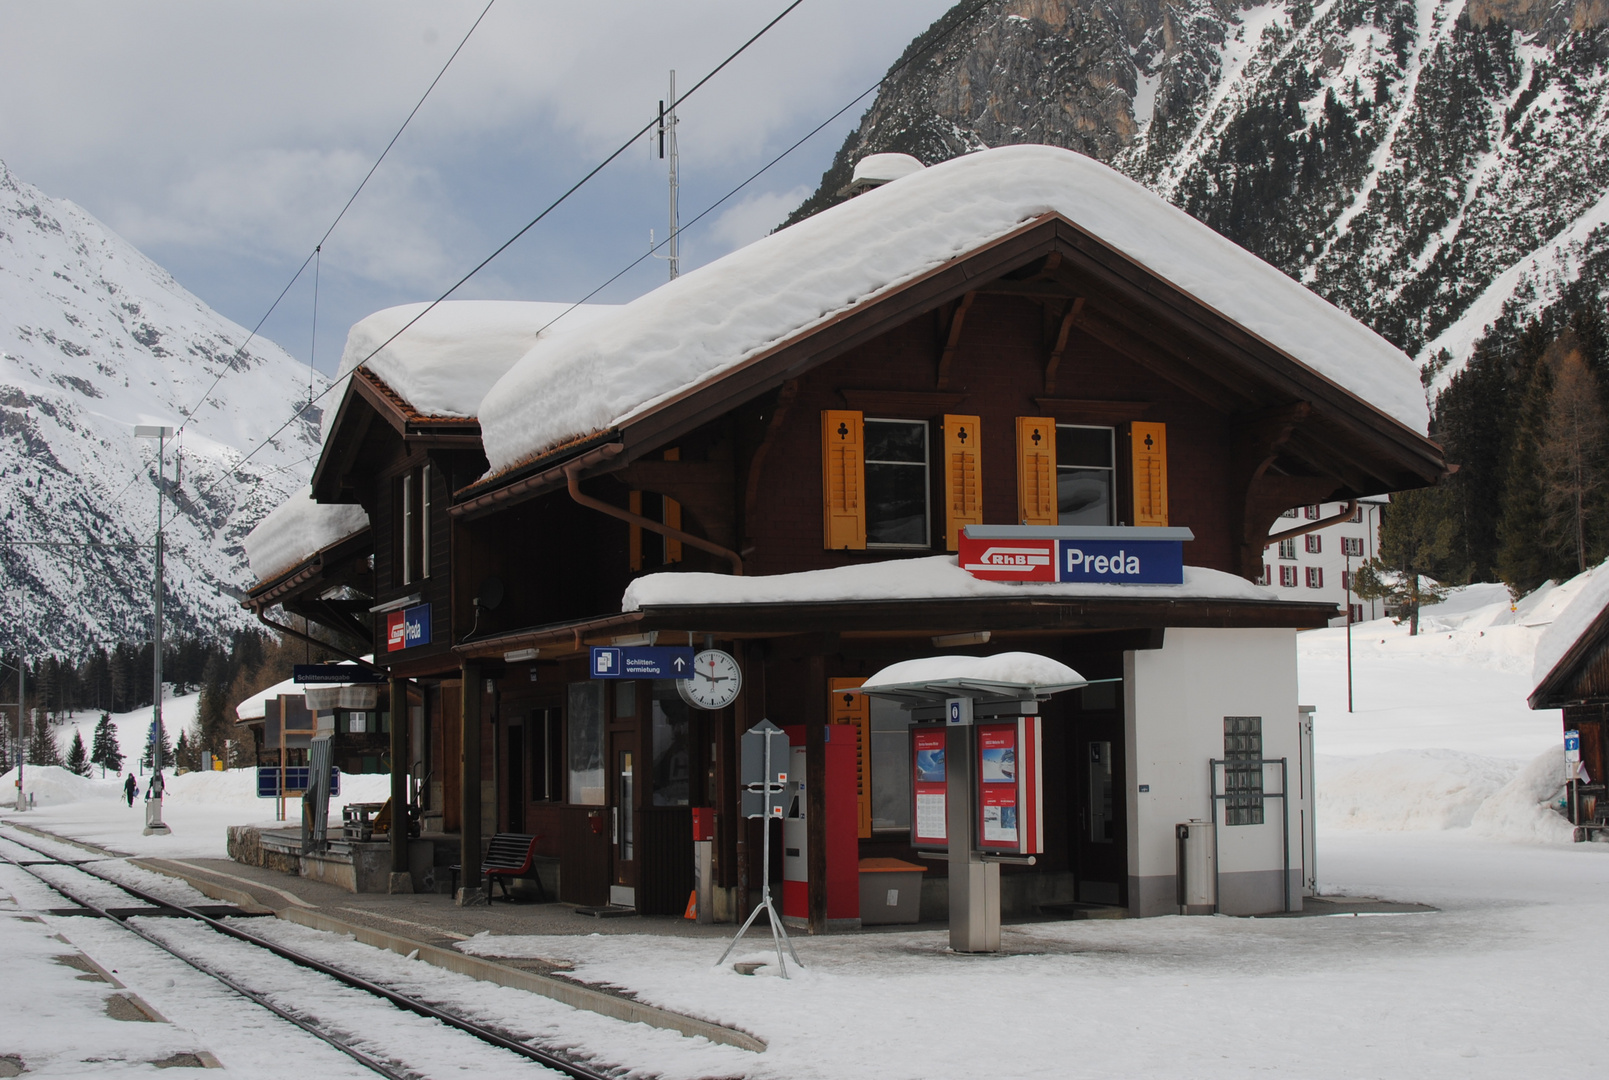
840,152,925,197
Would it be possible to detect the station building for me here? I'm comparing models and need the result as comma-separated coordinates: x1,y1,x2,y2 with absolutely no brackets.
241,146,1445,924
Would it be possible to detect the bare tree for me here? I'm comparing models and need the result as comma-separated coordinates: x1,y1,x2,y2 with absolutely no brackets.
1538,346,1608,573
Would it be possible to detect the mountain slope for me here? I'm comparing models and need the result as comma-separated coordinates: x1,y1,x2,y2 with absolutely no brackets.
0,158,325,656
792,0,1609,379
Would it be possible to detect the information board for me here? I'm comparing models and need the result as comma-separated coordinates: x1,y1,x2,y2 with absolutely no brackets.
910,725,948,849
975,717,1043,855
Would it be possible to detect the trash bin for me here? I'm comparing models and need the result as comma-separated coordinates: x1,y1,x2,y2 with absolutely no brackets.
858,858,925,925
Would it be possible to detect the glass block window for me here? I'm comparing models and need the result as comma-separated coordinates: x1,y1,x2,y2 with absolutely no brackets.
1224,716,1264,826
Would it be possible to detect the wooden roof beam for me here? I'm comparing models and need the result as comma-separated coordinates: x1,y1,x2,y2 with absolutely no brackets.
936,291,976,391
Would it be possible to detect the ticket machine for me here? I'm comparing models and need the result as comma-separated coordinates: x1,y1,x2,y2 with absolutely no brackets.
782,726,861,925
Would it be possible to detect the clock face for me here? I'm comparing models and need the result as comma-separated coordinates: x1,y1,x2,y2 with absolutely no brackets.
677,649,742,710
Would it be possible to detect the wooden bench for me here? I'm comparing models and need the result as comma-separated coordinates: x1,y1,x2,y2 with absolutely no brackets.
449,833,545,902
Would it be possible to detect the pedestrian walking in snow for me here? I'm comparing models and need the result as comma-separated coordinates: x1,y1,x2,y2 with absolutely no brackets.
123,773,137,807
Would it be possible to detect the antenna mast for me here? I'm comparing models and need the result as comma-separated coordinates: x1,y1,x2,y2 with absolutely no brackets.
659,71,680,280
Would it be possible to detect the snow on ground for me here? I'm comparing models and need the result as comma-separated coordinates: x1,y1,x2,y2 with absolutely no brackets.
2,692,389,859
452,830,1609,1079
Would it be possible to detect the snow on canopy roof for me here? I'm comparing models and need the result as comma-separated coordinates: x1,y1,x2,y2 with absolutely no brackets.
480,145,1428,475
335,300,617,424
861,652,1085,694
243,488,368,582
1531,559,1609,693
234,674,299,722
621,554,1281,611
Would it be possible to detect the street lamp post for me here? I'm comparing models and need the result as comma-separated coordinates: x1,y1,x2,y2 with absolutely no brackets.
135,425,173,836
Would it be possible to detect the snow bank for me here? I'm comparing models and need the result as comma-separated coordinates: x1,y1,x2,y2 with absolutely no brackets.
623,555,1280,610
1317,750,1521,830
335,300,616,421
1469,748,1577,844
862,652,1085,692
0,765,123,807
480,145,1428,474
242,487,368,582
1530,558,1609,692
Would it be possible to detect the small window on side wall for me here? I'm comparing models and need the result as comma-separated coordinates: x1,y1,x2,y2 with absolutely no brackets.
863,418,929,547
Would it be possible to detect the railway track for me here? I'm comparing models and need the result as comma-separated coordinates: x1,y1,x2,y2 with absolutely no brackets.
0,826,616,1080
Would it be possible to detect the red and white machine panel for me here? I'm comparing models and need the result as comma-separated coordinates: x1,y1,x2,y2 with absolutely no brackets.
974,717,1043,856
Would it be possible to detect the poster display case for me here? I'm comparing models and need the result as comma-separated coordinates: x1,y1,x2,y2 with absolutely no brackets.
909,724,948,850
974,717,1043,856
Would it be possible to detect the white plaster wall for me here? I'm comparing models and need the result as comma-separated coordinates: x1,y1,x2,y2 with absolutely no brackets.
1124,627,1301,914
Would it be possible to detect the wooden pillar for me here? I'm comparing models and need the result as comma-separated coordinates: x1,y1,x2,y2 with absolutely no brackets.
805,654,827,935
388,677,410,884
458,661,483,904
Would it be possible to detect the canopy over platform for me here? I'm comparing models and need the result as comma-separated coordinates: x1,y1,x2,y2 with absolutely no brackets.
857,652,1087,707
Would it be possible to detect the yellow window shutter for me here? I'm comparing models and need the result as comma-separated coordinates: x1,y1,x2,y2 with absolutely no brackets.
662,448,682,563
822,411,866,550
628,491,644,571
944,414,983,551
1130,421,1169,526
1016,417,1057,526
829,677,872,839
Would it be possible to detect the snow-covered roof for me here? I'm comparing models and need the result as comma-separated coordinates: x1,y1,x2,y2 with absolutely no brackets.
234,675,300,722
851,152,925,187
622,555,1283,611
1531,559,1609,693
861,652,1085,694
480,145,1429,476
336,300,617,423
243,488,369,582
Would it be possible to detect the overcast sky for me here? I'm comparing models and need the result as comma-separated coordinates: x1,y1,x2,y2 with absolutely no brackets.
0,0,956,373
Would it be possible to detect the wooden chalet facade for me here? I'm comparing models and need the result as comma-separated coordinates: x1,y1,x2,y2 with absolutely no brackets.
246,148,1445,923
1529,580,1609,838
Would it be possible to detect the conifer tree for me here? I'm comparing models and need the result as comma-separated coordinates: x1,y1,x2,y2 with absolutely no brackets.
28,712,62,767
90,712,122,777
142,722,174,772
1537,344,1608,572
66,729,90,777
1353,486,1457,635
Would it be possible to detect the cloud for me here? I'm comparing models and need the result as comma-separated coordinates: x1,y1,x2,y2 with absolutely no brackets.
701,185,812,256
0,0,957,360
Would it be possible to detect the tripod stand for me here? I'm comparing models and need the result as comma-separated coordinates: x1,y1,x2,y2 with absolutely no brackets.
715,721,801,978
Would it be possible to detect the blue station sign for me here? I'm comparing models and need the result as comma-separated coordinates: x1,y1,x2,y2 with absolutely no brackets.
591,646,696,680
386,603,431,652
960,525,1194,586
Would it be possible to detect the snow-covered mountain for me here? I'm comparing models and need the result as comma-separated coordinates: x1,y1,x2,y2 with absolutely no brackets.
0,158,325,656
794,0,1609,383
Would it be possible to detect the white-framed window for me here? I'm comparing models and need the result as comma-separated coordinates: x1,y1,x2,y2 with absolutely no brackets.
863,419,930,547
1055,425,1116,526
1305,505,1321,520
1278,538,1296,561
1341,536,1364,557
1280,565,1298,588
1305,533,1322,554
1258,564,1271,585
1349,603,1364,622
1341,570,1351,590
1306,566,1324,589
1280,508,1299,519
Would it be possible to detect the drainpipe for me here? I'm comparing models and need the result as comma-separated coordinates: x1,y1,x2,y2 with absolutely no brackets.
254,611,381,671
1265,500,1359,546
563,457,743,575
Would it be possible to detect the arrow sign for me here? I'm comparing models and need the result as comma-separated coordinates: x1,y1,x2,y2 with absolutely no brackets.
590,646,695,679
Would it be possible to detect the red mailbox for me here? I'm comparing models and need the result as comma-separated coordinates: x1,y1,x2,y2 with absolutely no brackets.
691,806,715,843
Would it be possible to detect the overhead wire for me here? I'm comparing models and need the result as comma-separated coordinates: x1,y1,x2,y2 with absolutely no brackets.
98,0,499,518
177,0,811,512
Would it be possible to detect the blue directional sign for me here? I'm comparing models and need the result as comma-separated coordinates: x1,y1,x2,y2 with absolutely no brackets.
1058,538,1185,585
257,766,342,798
590,646,695,680
294,664,386,684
